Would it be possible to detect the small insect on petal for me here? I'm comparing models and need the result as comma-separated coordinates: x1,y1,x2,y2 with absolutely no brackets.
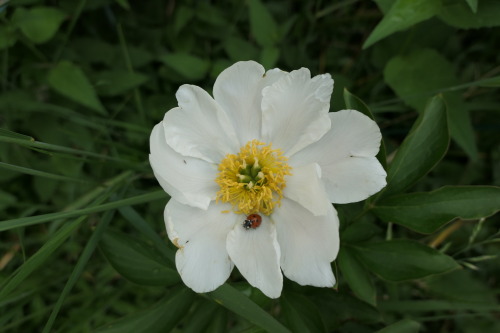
243,214,262,230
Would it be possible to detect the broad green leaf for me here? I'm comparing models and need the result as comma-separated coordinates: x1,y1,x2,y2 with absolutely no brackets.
439,0,500,28
373,186,500,233
248,0,279,47
338,247,376,306
282,292,326,333
47,61,107,115
12,6,66,44
384,48,478,159
95,287,195,333
160,53,210,81
224,37,258,62
382,95,449,196
173,6,194,34
384,49,455,111
352,239,459,281
344,89,387,169
374,0,396,13
376,319,420,333
208,284,291,333
260,46,280,69
426,269,497,304
341,220,381,243
363,0,440,48
94,70,149,96
99,230,179,286
465,0,478,13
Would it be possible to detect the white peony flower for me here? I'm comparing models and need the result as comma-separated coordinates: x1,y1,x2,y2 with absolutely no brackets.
149,61,386,298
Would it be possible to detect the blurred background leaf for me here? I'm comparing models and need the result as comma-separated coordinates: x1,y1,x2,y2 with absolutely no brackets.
0,0,499,332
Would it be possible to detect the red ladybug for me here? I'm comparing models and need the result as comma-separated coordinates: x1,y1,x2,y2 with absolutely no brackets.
243,214,262,230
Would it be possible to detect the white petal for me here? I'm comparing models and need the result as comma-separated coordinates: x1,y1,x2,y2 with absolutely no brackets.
149,123,218,210
262,69,333,156
322,156,387,204
283,163,330,216
290,110,386,203
165,199,237,293
273,198,339,287
164,85,239,163
226,216,282,298
213,61,286,146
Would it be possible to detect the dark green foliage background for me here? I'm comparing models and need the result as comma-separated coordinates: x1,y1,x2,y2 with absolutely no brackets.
1,0,499,332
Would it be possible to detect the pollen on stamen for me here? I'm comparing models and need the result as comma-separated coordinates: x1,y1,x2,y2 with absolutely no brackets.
215,140,292,215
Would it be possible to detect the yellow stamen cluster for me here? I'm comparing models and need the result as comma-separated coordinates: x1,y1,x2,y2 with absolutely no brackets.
216,140,292,215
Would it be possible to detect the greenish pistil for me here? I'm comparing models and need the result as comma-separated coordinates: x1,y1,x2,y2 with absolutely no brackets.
238,159,264,189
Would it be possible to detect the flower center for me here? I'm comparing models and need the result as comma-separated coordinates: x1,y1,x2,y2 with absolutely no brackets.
216,140,292,215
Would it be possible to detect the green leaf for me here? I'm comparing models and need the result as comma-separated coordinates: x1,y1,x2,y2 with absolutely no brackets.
379,299,500,312
426,269,497,304
224,37,258,62
173,6,194,34
0,190,166,231
0,216,84,300
160,53,210,81
382,95,449,196
0,161,85,183
47,61,107,115
374,0,397,13
181,300,219,333
338,247,376,306
384,49,455,111
351,239,459,281
376,319,420,333
94,70,149,96
208,284,291,333
260,46,280,69
465,0,478,13
95,287,195,333
282,292,326,333
384,48,478,159
118,206,175,264
478,75,500,87
363,0,440,48
439,0,500,28
0,128,33,141
373,186,500,233
42,208,115,333
12,6,66,44
248,0,279,47
99,230,180,286
344,88,387,169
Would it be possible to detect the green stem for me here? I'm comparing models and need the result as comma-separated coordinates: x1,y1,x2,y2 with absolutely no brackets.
53,0,87,62
117,23,146,123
